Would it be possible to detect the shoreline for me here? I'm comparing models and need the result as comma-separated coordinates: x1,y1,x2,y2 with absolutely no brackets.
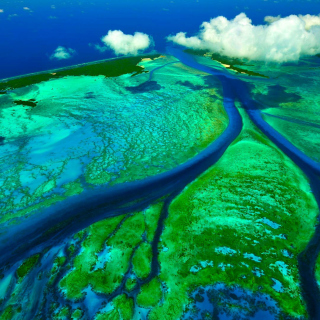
0,50,160,83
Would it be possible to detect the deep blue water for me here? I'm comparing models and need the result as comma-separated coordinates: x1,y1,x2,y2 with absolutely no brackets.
0,0,320,79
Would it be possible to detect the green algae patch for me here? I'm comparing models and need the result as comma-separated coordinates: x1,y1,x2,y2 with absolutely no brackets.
125,277,137,291
49,255,67,285
0,55,160,91
59,214,124,299
0,194,66,225
73,230,86,241
94,309,120,320
13,99,37,107
90,212,145,295
137,278,162,308
59,212,146,299
16,253,40,280
0,305,20,320
147,108,319,319
63,180,84,197
59,203,166,300
132,242,152,279
316,254,320,291
94,294,133,320
144,202,163,242
84,154,114,185
71,308,83,320
53,306,71,320
113,294,134,320
54,256,66,268
67,244,76,256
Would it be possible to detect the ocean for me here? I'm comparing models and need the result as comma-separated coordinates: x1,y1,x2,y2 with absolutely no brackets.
0,0,320,79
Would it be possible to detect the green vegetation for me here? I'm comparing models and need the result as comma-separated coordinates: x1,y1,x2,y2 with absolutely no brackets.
316,256,320,298
63,180,84,198
53,306,71,320
59,202,164,302
0,305,22,320
132,242,152,279
113,294,134,320
137,278,162,308
49,256,67,285
16,253,40,280
185,49,268,78
2,52,319,320
13,99,37,107
73,230,86,241
0,55,160,91
67,244,76,256
125,277,137,291
71,308,83,320
0,306,14,320
210,53,268,78
59,214,125,299
94,294,133,320
94,309,120,320
144,202,163,242
146,107,318,319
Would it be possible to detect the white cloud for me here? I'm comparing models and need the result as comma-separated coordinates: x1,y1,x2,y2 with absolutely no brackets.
167,13,320,62
100,30,152,55
91,43,108,53
0,9,4,13
8,14,18,19
264,15,281,24
50,46,76,60
265,14,320,30
299,14,320,30
23,7,31,11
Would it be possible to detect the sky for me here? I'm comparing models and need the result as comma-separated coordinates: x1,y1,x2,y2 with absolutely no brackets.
0,0,320,79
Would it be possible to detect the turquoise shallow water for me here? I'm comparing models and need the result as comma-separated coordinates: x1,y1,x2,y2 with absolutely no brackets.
0,50,320,320
0,55,228,223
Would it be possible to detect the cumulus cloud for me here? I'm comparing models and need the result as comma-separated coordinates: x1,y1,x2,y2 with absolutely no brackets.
50,46,76,60
265,14,320,30
167,13,320,62
0,9,4,13
100,30,152,55
264,15,281,24
299,14,320,30
89,43,108,53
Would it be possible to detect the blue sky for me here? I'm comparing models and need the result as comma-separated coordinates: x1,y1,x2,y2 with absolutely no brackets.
0,0,320,78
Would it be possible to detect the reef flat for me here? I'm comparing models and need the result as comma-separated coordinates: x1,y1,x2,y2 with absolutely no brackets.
0,49,320,320
151,107,318,319
0,54,228,226
242,57,320,163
